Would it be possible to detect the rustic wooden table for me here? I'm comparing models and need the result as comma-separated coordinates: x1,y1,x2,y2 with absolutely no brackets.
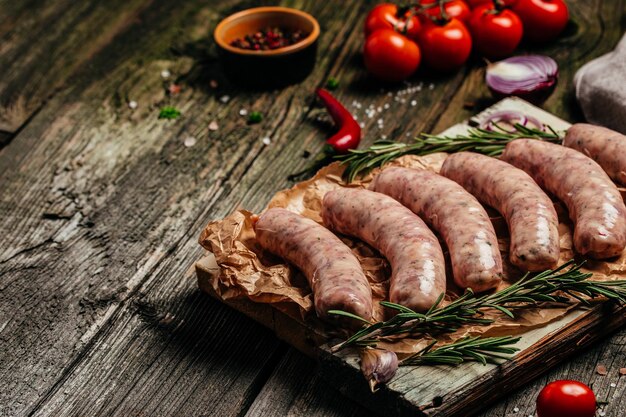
1,1,625,416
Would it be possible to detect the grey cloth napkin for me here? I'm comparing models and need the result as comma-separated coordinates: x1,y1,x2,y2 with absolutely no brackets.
575,32,626,134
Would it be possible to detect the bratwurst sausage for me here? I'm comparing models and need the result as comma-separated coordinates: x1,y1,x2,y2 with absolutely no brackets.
254,208,373,323
370,167,503,292
321,188,446,312
564,123,626,186
441,152,560,271
501,139,626,259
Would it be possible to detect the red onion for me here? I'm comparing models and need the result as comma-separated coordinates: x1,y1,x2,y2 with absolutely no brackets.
486,55,558,103
481,110,544,132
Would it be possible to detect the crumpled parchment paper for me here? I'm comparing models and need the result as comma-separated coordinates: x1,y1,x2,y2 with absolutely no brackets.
199,154,626,353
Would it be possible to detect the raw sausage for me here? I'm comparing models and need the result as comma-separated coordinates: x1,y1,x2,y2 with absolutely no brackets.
441,152,560,271
564,123,626,186
501,139,626,259
369,167,503,292
254,208,373,323
321,188,446,312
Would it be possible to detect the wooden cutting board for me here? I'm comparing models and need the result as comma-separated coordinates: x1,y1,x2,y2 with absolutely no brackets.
195,97,626,417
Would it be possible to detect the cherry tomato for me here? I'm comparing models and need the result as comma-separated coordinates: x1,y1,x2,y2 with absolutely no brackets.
467,0,518,8
536,380,596,417
468,4,523,59
512,0,569,42
421,0,471,23
363,29,421,82
364,3,421,40
417,18,472,72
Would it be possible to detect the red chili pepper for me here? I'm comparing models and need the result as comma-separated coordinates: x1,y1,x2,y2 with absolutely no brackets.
316,88,361,153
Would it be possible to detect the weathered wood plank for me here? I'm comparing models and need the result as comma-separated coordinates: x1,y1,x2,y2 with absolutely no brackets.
479,327,626,417
28,254,285,417
7,0,475,413
245,327,626,417
0,0,379,415
245,348,376,417
0,0,157,134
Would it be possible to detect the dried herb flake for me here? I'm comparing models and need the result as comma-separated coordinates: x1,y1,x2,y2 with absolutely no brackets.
158,106,181,120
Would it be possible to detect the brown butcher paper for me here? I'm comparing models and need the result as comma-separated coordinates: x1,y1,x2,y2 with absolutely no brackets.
198,154,626,353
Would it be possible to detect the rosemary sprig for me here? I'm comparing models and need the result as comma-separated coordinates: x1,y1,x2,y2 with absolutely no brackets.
402,336,521,366
330,261,626,352
336,123,562,182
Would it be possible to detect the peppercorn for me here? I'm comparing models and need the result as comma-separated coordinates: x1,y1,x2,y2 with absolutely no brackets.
229,27,309,51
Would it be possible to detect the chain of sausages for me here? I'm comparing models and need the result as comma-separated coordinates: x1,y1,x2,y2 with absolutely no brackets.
252,124,626,323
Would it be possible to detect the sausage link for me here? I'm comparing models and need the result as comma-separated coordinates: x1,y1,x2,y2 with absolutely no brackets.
441,152,560,271
564,123,626,186
321,188,446,312
254,208,373,323
501,139,626,259
370,167,503,292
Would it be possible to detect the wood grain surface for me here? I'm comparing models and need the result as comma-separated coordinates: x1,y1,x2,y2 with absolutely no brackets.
1,0,625,416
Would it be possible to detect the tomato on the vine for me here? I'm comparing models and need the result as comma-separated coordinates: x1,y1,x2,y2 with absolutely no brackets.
364,3,421,40
536,380,596,417
363,29,421,82
417,18,472,71
420,0,471,23
512,0,569,42
468,4,523,59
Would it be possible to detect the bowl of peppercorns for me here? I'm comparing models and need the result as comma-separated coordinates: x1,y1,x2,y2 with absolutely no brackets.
214,7,320,88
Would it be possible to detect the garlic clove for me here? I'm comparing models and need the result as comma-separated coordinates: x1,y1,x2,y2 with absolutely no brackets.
359,348,398,393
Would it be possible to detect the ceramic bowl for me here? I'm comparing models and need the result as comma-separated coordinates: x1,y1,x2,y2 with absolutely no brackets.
214,7,320,88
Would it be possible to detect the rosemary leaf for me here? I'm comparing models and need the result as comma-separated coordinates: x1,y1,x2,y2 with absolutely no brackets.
327,310,373,325
336,123,563,182
402,336,521,366
330,261,626,351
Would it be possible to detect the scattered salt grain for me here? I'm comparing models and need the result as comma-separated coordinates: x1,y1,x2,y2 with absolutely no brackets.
428,83,435,90
411,100,417,106
209,121,219,131
128,100,138,109
598,410,606,417
239,109,248,116
383,103,390,109
381,135,387,140
220,95,230,104
359,122,365,128
513,407,519,413
377,107,382,112
161,69,171,79
183,136,196,147
610,382,617,387
262,137,271,145
353,114,358,120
